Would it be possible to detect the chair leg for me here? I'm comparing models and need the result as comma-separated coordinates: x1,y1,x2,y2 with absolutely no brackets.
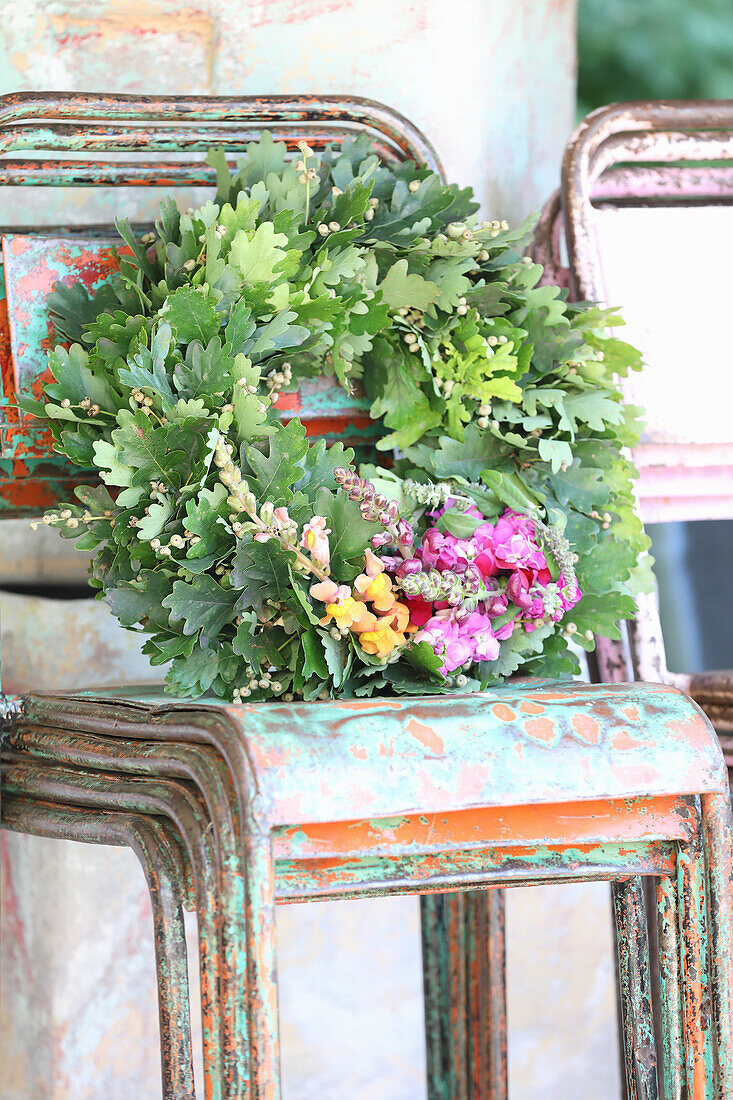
6,731,251,1097
700,791,733,1096
612,878,659,1100
656,874,684,1100
677,821,715,1099
2,764,225,1100
132,816,197,1100
1,796,196,1100
421,889,507,1100
244,832,280,1100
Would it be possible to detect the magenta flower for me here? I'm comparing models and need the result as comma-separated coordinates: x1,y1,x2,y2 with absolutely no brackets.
557,572,582,612
420,529,445,568
462,611,500,662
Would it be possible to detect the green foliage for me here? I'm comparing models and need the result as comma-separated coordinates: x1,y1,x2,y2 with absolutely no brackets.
578,0,733,118
36,131,647,702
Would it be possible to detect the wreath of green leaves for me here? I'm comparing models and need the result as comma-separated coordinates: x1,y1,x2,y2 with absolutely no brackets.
29,133,649,700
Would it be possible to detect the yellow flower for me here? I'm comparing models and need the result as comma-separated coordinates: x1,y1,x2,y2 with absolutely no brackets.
354,570,395,612
322,596,372,631
359,624,406,658
384,601,412,633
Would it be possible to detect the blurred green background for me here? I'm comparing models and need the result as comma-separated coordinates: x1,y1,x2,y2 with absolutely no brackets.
576,0,733,674
578,0,733,116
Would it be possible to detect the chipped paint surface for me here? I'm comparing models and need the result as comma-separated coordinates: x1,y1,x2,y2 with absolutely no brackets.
0,234,124,512
0,6,589,1097
5,678,732,1097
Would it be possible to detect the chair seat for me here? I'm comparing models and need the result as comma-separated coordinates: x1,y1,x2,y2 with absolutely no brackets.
26,679,727,829
689,669,733,735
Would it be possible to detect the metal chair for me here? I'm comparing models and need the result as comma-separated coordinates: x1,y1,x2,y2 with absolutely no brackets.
532,100,733,734
2,93,732,1100
5,681,733,1100
531,98,733,1095
0,89,503,1100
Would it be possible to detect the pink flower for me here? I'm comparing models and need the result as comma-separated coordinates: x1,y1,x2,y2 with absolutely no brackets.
415,608,499,674
474,545,498,577
416,618,474,674
493,530,547,571
485,592,509,617
420,529,445,568
273,507,291,527
507,571,534,611
463,611,500,662
310,579,350,604
301,516,331,567
557,573,582,612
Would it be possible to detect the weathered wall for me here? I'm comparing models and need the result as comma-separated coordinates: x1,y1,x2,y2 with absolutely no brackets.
0,3,623,1098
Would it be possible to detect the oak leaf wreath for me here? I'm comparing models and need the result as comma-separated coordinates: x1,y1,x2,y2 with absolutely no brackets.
26,134,648,702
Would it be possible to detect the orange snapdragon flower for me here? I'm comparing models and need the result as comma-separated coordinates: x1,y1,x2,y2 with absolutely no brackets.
324,596,373,631
359,624,405,657
310,579,375,632
354,548,395,612
358,601,413,657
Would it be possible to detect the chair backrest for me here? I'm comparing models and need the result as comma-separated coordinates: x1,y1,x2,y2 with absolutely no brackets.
0,92,443,517
560,100,733,526
533,101,733,683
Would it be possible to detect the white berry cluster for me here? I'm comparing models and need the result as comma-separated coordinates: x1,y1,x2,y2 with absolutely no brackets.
265,361,293,405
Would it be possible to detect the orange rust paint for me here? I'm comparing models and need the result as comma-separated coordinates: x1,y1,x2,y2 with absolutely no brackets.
610,729,646,751
406,717,445,755
519,699,545,715
572,712,601,745
492,704,516,722
523,716,557,745
272,795,694,860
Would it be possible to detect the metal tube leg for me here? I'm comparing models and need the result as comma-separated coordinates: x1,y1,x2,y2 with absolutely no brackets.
130,818,196,1100
421,889,507,1100
612,878,659,1100
656,874,684,1100
244,832,280,1100
466,890,507,1100
422,892,467,1100
700,791,733,1096
0,797,197,1099
677,822,715,1099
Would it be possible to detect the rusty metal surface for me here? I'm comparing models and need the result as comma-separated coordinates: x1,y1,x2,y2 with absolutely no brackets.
688,672,733,736
535,103,733,779
612,878,658,1099
7,677,733,1096
0,92,443,176
0,92,443,515
1,795,195,1099
2,756,229,1100
25,680,726,823
9,682,730,1095
422,891,507,1100
560,101,733,528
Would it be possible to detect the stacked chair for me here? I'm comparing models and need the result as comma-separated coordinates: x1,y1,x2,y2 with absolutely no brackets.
533,100,733,744
1,93,732,1100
